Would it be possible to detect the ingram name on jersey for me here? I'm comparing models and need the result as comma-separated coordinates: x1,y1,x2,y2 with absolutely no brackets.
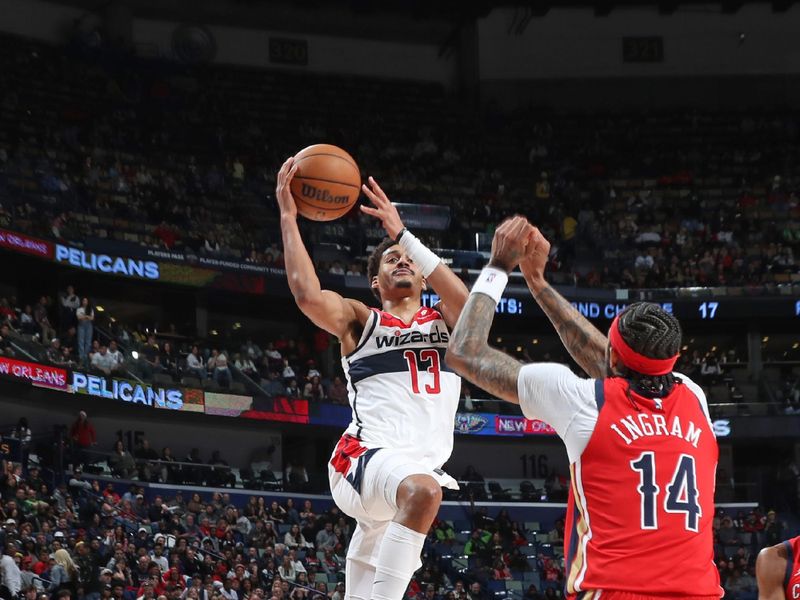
341,306,461,469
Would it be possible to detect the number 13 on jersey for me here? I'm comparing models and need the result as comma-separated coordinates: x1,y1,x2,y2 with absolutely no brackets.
403,349,441,394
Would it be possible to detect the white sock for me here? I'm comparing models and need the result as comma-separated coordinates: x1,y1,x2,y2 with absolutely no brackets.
372,522,426,600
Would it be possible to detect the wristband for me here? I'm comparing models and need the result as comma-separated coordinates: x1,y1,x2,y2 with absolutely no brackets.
470,266,508,305
394,227,408,244
397,229,441,278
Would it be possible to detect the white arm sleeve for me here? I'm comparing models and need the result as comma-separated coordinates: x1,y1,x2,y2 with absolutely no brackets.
516,363,600,463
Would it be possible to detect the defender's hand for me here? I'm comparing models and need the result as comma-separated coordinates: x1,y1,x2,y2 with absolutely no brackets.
489,216,535,273
276,157,299,219
360,176,404,240
519,226,551,289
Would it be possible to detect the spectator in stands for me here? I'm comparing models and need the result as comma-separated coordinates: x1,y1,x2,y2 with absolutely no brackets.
492,559,512,581
302,376,325,402
134,440,160,482
59,286,80,330
0,541,21,600
47,338,66,365
34,296,56,345
49,549,78,597
159,342,177,378
234,354,258,379
466,582,486,600
0,324,14,358
208,450,235,487
314,523,337,552
701,353,724,385
277,557,295,583
91,345,117,376
109,440,136,479
209,350,232,388
284,525,313,551
281,360,295,383
69,411,96,468
18,306,36,335
285,379,300,398
107,341,125,374
186,346,206,381
76,298,94,366
262,372,285,398
327,377,348,405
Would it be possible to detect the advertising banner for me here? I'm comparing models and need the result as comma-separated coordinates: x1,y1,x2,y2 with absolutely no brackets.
71,372,188,411
204,393,309,423
454,413,556,437
0,229,52,258
204,392,254,417
0,356,67,390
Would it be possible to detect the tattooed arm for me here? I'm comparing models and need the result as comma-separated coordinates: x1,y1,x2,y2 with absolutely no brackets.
520,229,608,379
446,216,534,404
446,292,523,404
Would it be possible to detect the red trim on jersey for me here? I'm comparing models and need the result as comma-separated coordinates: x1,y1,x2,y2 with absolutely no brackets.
377,307,443,329
608,316,679,376
330,434,367,476
784,535,800,599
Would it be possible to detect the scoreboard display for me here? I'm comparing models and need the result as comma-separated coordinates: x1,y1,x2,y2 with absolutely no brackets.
422,292,800,322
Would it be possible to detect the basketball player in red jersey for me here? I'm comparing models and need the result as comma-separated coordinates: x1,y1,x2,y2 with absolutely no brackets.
276,157,469,600
448,216,723,600
756,536,800,599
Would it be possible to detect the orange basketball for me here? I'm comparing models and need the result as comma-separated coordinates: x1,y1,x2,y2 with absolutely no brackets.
290,144,361,221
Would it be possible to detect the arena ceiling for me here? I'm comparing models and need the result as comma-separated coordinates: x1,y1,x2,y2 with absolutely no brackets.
46,0,796,43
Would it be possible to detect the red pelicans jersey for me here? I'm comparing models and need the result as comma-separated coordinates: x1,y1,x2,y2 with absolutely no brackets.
565,376,722,599
783,536,800,599
339,306,460,469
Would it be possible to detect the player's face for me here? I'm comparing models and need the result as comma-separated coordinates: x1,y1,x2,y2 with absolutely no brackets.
373,245,426,301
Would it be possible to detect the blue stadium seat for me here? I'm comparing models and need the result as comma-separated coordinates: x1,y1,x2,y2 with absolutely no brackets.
520,545,537,556
487,581,505,595
454,520,471,532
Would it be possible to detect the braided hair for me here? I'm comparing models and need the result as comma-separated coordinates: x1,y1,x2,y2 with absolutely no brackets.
614,302,682,398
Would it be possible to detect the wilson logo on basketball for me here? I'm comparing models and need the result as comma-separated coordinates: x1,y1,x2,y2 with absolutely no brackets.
300,183,351,205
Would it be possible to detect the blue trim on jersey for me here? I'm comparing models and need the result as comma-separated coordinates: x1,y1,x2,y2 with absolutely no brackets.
784,540,794,592
594,379,605,412
564,497,581,597
351,380,363,438
345,311,379,360
347,347,453,385
346,448,379,494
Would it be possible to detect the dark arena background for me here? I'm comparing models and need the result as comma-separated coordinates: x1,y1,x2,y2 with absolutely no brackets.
0,0,798,598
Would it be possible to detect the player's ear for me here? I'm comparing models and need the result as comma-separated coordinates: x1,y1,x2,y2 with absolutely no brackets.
421,278,428,291
371,276,379,291
608,346,622,375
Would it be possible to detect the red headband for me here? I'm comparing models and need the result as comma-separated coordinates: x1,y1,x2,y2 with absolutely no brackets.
608,315,679,376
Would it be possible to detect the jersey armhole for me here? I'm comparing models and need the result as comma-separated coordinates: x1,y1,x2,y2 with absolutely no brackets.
344,310,378,360
784,540,794,591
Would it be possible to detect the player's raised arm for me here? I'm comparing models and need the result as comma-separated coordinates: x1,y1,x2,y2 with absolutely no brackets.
360,176,469,328
519,228,608,379
756,545,788,600
446,216,535,404
276,157,368,339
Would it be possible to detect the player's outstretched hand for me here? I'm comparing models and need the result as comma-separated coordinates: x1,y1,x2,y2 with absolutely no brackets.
276,156,299,219
489,215,535,274
520,226,552,287
360,176,404,240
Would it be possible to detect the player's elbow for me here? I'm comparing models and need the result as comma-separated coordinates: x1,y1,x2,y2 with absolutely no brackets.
446,342,479,375
293,292,323,314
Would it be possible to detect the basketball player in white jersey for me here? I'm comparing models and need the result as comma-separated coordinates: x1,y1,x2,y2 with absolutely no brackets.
275,157,469,600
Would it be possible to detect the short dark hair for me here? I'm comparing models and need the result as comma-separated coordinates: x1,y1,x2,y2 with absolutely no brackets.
615,302,682,396
366,238,397,302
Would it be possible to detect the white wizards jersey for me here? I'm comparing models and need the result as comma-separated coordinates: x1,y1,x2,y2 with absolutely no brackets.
341,306,461,469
